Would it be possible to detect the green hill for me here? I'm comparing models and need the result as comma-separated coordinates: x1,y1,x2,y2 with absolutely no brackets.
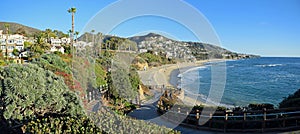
0,22,41,36
129,33,260,60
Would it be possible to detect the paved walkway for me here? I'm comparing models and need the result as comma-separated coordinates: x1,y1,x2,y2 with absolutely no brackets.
127,88,218,134
129,66,217,134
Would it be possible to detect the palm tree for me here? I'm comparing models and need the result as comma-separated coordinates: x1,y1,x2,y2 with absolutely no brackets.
98,33,103,55
68,7,76,45
45,29,52,43
91,30,95,43
30,33,50,57
75,31,79,42
91,30,96,55
4,24,9,60
67,29,72,37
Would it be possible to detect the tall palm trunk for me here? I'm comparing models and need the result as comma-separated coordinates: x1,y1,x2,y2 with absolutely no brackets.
4,24,9,60
72,12,74,43
68,7,76,46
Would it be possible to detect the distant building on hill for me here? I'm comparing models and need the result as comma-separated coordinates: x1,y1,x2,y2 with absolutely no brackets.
0,30,25,57
48,37,70,54
0,30,71,57
73,41,93,50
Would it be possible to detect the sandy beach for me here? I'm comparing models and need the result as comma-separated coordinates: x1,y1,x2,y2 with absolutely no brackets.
140,59,227,106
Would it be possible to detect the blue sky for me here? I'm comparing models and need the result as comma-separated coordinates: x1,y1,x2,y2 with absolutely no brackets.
0,0,299,57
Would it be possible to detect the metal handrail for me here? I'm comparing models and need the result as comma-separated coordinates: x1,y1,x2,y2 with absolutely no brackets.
165,109,300,118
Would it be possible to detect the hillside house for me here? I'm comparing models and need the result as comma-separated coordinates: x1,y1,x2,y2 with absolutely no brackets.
50,45,65,53
0,30,25,57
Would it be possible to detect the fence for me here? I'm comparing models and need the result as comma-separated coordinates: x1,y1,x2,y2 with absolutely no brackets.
86,84,109,102
158,105,300,132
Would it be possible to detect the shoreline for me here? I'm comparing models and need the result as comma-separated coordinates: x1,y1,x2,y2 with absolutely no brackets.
159,59,229,107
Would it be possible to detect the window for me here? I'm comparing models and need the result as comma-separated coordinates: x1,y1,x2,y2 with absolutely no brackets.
8,46,14,50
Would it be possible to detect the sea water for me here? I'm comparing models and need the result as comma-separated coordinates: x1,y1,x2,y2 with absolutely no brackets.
180,57,300,107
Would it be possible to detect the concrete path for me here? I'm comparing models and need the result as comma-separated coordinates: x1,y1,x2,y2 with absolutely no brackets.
129,66,217,133
127,88,218,134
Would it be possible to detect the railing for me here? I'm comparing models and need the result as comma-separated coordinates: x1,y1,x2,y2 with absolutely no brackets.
86,84,109,102
158,105,300,132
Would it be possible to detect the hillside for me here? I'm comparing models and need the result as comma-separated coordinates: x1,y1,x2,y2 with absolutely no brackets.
78,32,259,60
129,33,259,60
78,32,138,51
0,22,41,36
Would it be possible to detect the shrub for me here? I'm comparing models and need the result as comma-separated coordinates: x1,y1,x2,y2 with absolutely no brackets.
248,103,274,110
89,108,180,134
32,54,72,74
279,89,300,108
22,115,103,134
0,64,84,122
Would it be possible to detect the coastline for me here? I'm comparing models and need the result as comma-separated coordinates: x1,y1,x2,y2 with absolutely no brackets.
159,59,228,106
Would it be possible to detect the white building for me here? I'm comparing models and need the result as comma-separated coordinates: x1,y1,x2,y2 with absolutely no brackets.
49,38,62,46
50,45,65,54
0,31,25,57
0,30,72,56
61,37,70,44
139,49,148,53
48,37,72,54
73,41,93,50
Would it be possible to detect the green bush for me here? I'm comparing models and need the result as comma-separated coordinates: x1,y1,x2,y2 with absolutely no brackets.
248,103,274,110
32,54,72,74
129,69,140,93
279,89,300,108
23,115,103,134
0,64,84,121
95,59,107,86
138,51,176,66
139,52,162,63
89,108,180,134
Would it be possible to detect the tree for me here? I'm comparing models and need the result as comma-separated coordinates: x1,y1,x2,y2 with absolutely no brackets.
68,7,76,45
30,33,50,58
54,30,68,38
91,30,96,55
67,29,72,38
110,59,137,101
91,30,95,44
75,31,79,42
0,50,5,66
4,24,9,60
12,49,19,57
97,32,103,55
0,64,84,121
24,41,32,50
44,29,56,43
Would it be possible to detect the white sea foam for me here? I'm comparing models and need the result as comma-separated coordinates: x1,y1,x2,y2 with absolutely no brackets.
182,88,234,108
181,66,207,75
255,64,284,67
205,60,229,65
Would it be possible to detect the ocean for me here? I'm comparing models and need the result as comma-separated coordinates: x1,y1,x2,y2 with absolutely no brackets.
180,57,300,107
